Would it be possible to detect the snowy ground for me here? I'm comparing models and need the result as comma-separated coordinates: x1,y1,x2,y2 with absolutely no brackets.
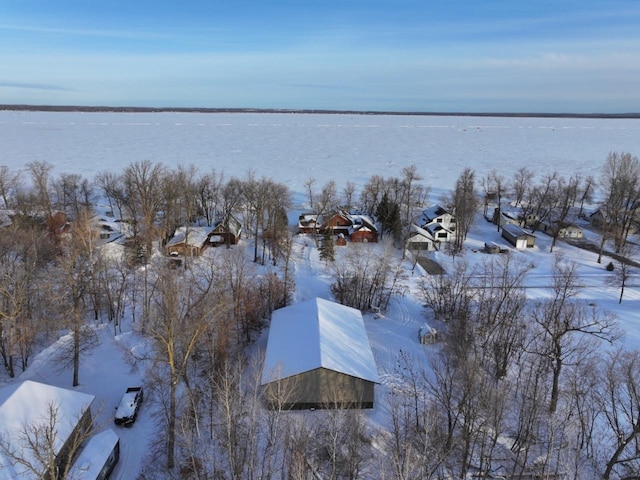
1,111,640,477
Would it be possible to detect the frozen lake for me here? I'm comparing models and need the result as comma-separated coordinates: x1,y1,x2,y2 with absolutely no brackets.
2,110,640,202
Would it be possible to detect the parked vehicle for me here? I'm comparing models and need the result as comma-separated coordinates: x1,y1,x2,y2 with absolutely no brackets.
114,387,143,426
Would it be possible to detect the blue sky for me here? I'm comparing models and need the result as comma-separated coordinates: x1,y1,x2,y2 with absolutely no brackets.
1,1,640,112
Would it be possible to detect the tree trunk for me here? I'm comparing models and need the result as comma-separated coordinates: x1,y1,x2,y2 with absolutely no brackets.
550,358,561,414
73,325,80,387
168,378,177,469
603,427,640,480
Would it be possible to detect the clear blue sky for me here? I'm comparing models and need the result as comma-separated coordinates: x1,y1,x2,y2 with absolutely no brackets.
2,1,640,113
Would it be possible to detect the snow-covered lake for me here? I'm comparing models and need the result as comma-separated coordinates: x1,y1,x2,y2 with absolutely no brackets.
2,111,640,202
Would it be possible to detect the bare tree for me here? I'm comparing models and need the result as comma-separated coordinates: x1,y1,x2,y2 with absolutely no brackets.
480,169,506,220
548,174,580,253
0,225,42,377
341,180,357,210
523,170,560,233
420,258,474,323
607,242,637,304
577,174,596,219
598,347,640,479
263,181,292,266
330,240,404,312
94,170,126,219
475,255,532,379
96,249,131,334
511,166,534,207
529,255,618,413
598,152,640,256
195,169,224,226
26,161,54,217
359,174,386,216
122,160,166,257
451,167,477,252
398,165,428,258
54,207,100,386
307,179,338,247
211,356,251,480
314,406,373,480
147,259,221,470
54,173,93,217
0,165,21,208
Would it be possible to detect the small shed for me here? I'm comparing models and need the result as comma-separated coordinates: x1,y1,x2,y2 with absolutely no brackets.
419,324,438,344
501,224,536,249
261,298,380,410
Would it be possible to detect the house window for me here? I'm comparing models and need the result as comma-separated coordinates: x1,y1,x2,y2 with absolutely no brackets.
437,232,447,239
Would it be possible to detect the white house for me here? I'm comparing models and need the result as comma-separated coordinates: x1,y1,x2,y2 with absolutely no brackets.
414,204,457,242
406,224,437,251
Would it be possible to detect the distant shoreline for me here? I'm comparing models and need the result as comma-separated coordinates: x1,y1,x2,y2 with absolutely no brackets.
1,104,639,119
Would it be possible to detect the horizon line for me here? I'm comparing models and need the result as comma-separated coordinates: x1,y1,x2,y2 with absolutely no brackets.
1,103,640,119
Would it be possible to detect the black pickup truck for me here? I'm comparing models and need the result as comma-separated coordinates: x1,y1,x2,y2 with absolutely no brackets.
114,387,144,426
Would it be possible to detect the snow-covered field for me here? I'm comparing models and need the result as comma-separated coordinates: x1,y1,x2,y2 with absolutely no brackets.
1,111,640,478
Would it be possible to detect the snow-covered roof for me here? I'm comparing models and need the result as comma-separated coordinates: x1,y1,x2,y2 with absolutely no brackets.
348,213,377,231
68,429,119,480
408,224,435,241
502,223,534,238
261,297,380,385
0,380,95,479
418,204,450,224
420,323,437,337
166,226,215,248
425,223,453,236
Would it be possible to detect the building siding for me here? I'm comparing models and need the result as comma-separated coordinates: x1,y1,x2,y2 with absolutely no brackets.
263,367,375,410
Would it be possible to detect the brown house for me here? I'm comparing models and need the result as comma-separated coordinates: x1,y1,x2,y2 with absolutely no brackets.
320,212,378,243
349,215,378,243
320,212,352,237
209,215,243,246
166,226,216,256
